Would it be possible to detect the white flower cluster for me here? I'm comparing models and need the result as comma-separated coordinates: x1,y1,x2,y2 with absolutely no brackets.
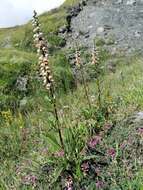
91,45,99,65
75,49,81,68
32,10,54,91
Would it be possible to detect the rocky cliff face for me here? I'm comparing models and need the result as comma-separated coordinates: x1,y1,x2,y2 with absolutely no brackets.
66,0,143,54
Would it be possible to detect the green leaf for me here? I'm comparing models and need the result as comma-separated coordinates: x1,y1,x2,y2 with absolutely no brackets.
46,133,62,150
51,166,64,184
83,155,97,161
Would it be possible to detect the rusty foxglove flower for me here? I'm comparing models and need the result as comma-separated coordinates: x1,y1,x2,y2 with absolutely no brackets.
32,11,54,91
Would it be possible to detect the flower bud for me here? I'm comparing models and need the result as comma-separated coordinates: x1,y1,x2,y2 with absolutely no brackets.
48,75,53,80
33,27,40,33
46,83,51,90
39,56,43,61
43,79,47,85
43,58,48,62
45,53,49,58
42,47,46,51
38,32,43,38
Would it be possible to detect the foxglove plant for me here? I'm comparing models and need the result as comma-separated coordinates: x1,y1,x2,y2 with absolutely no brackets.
91,42,102,109
32,10,64,149
91,43,99,66
75,46,91,108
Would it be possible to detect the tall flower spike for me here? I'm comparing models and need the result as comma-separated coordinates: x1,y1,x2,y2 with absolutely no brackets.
91,44,99,65
91,42,102,109
74,45,91,108
75,48,81,68
32,11,54,91
32,11,64,151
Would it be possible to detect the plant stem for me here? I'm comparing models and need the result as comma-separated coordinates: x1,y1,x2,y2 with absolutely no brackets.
50,87,64,150
96,77,101,109
80,67,91,109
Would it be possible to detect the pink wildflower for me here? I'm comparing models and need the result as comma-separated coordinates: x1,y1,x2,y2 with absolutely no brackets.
54,150,64,157
81,162,90,173
137,128,143,136
107,148,116,159
88,136,101,149
96,180,104,189
65,175,73,190
120,141,127,149
22,174,37,187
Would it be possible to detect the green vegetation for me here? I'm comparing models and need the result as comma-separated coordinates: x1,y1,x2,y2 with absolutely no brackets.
1,53,143,189
0,0,143,189
0,0,80,50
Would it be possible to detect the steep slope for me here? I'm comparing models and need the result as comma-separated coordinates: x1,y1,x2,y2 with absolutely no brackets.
0,0,82,111
68,0,143,54
0,0,80,50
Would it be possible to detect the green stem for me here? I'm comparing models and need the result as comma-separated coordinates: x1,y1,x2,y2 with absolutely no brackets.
80,67,91,109
96,77,101,109
50,87,64,150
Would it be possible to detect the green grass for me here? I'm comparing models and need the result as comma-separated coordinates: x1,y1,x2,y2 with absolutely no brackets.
0,0,80,50
1,53,143,189
0,0,81,112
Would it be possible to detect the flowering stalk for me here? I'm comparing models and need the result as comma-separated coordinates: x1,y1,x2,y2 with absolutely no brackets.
75,46,91,109
32,10,64,149
91,42,101,109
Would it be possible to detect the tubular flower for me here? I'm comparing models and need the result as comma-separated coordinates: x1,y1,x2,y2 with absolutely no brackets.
75,48,81,68
91,44,99,65
32,10,54,91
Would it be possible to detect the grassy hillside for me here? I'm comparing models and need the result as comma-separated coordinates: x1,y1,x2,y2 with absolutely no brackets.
0,0,143,189
0,0,81,111
1,53,143,189
0,0,80,50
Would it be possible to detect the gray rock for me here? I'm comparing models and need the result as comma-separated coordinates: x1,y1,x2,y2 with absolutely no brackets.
65,0,88,32
111,47,118,55
116,0,123,4
66,0,143,54
16,76,28,91
126,0,136,5
58,25,67,34
84,32,90,38
97,27,104,34
134,31,141,38
20,98,27,107
134,112,143,122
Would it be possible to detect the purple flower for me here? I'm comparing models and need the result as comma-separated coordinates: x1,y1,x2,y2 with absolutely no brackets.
104,123,112,130
88,136,101,149
96,180,104,189
107,148,116,159
120,141,127,149
54,150,64,157
65,176,73,190
40,147,48,155
137,128,143,136
81,162,90,173
22,174,37,187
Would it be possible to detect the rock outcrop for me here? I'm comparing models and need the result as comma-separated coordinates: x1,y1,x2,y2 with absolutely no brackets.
65,0,143,54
